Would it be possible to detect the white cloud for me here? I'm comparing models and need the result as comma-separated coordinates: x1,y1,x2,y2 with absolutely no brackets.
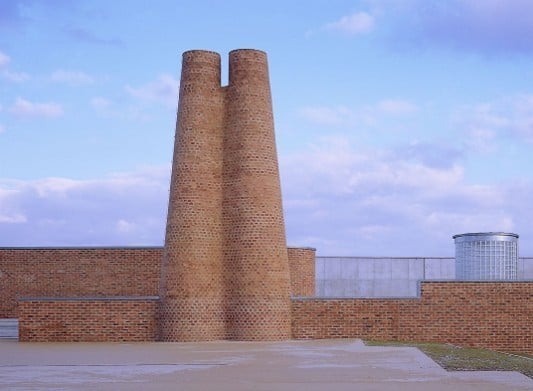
325,12,375,35
0,124,5,133
116,219,136,234
1,143,532,255
280,136,533,255
356,224,392,241
0,50,29,82
299,99,418,128
459,94,533,149
90,97,143,120
0,166,169,246
299,106,352,125
89,102,151,122
282,136,464,198
33,177,79,198
381,0,533,54
0,187,27,224
125,74,179,107
394,141,464,169
509,94,533,142
9,97,64,118
66,27,123,46
464,128,497,153
423,210,514,235
50,70,94,85
90,97,112,110
0,213,26,223
376,99,419,115
2,69,30,82
0,50,10,66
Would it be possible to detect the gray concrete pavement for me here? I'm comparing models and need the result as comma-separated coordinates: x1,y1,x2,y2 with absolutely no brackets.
0,339,531,390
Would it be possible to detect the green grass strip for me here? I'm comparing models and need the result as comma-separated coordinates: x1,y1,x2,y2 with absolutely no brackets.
365,340,532,379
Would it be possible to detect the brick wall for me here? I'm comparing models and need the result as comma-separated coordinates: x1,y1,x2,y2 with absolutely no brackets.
18,297,158,342
287,247,316,297
292,281,532,354
0,246,313,319
10,255,531,351
0,247,162,318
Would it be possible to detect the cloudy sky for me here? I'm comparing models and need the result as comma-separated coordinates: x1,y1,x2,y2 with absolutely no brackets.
1,0,532,256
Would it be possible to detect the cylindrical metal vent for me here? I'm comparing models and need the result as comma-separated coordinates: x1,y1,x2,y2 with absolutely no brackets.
453,232,518,280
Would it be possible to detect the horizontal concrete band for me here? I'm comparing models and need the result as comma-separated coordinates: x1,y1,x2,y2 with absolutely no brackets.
18,296,160,301
292,296,420,301
317,256,455,259
417,279,533,283
1,246,316,250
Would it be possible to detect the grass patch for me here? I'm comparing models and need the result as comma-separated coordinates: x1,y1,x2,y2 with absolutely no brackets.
365,340,533,379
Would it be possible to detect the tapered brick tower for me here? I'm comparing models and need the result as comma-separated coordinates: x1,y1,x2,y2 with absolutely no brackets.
158,51,226,341
222,50,292,340
159,49,291,341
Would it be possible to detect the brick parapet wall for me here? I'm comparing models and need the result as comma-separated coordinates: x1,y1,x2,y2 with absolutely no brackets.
291,281,532,354
287,247,316,297
0,247,162,318
18,297,159,342
0,246,312,319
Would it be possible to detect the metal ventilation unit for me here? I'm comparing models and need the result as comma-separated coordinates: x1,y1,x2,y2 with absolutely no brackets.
453,232,518,280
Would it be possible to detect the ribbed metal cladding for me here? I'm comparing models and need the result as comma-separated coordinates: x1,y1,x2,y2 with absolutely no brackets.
453,232,519,280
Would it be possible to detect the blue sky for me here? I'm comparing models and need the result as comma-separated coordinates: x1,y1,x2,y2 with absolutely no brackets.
1,0,532,256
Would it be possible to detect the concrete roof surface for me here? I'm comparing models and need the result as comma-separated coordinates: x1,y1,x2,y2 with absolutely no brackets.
0,339,531,390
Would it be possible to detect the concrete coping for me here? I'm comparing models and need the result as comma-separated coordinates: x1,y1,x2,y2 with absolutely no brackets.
315,256,454,259
291,296,421,300
18,296,160,302
420,280,533,283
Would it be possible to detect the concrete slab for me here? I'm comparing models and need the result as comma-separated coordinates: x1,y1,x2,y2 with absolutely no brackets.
0,339,530,390
0,319,18,339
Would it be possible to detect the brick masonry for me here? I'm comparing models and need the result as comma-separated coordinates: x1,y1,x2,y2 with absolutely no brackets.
2,49,531,352
287,247,316,297
159,50,227,342
0,246,313,319
18,297,158,342
0,247,161,318
291,281,532,354
160,49,292,341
